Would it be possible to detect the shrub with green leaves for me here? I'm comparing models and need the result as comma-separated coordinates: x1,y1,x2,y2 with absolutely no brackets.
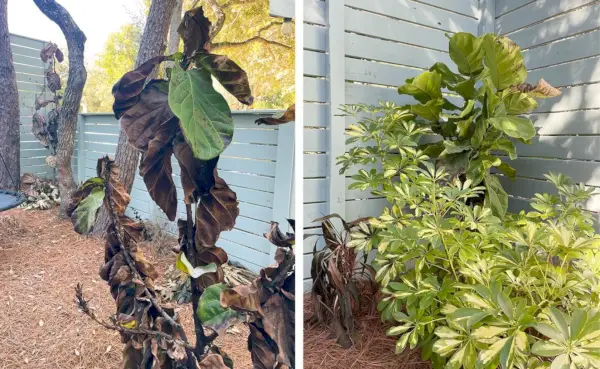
339,32,600,369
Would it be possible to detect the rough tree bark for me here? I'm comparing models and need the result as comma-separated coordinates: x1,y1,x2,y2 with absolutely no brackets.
0,0,21,191
0,0,20,191
167,0,183,56
93,0,176,237
33,0,87,217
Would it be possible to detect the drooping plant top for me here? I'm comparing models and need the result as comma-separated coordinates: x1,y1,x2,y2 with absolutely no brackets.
32,42,64,156
338,32,561,218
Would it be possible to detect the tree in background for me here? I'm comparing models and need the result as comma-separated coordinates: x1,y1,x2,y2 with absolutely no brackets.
82,0,294,113
33,0,87,217
0,0,20,191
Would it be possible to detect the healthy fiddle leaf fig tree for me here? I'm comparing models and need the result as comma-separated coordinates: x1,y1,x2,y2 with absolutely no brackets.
67,6,272,369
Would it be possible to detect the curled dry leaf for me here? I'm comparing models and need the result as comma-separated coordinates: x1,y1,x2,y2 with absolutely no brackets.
198,353,229,369
46,70,61,92
32,112,49,147
255,104,295,125
173,136,218,203
40,42,63,63
264,221,295,248
177,6,211,57
195,172,239,247
195,53,254,105
512,78,561,99
96,157,131,216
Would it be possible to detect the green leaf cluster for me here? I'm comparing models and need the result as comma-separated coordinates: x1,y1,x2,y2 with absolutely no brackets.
337,33,600,369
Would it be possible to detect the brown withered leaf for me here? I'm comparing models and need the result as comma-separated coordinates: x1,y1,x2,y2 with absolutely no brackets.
120,215,144,243
264,221,295,248
195,172,239,247
261,293,295,367
512,78,561,99
198,354,229,369
96,157,131,216
195,53,254,106
112,56,168,119
248,325,278,369
173,136,219,203
120,81,178,151
46,70,61,92
66,177,104,217
32,112,49,147
139,124,178,221
177,7,211,57
220,281,265,314
255,104,295,125
40,42,58,63
55,48,64,63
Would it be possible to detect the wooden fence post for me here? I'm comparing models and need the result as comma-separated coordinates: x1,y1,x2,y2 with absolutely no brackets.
76,114,85,183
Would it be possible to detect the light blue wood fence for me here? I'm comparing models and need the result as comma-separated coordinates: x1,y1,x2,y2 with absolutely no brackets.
77,112,294,272
300,0,600,289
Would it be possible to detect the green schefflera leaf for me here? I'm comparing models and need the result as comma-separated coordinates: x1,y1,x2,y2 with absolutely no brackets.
71,186,105,234
176,252,217,278
448,32,485,76
196,283,240,335
168,63,234,160
398,71,442,104
488,116,536,140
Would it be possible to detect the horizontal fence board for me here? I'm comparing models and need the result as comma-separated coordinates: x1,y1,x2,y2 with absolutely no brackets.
304,77,328,103
304,23,327,52
304,128,328,152
10,43,42,59
345,0,478,33
17,80,44,93
230,185,273,208
218,157,276,177
12,54,44,69
345,7,450,51
508,3,600,49
304,202,328,226
219,171,275,193
496,0,598,34
516,136,600,161
416,0,480,18
305,0,327,25
346,33,453,69
304,103,329,128
496,0,535,17
527,56,600,87
232,128,278,145
15,72,45,85
220,228,272,254
535,83,600,112
533,110,600,135
304,153,327,178
504,157,600,187
305,50,327,77
10,34,46,50
345,58,423,87
14,63,44,76
238,202,272,223
217,238,269,270
223,142,278,161
523,29,600,70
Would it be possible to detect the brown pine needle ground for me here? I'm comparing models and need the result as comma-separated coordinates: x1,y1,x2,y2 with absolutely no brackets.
0,208,251,369
303,291,432,369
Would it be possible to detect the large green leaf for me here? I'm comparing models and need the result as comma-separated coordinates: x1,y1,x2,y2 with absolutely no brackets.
483,34,527,90
484,174,508,219
501,90,538,114
488,116,536,140
410,99,444,120
490,138,517,160
168,64,234,160
71,186,105,234
398,71,442,104
197,283,240,335
448,32,485,76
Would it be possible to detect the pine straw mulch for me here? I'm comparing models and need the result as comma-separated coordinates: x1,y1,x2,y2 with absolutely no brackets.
0,208,252,369
303,287,432,369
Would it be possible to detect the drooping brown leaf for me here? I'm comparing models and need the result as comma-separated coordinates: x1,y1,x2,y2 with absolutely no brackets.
66,177,104,217
512,78,561,98
32,112,49,147
112,56,168,119
198,354,229,369
261,293,295,367
55,47,64,63
177,7,211,57
255,104,295,125
173,136,218,203
46,69,61,92
40,42,58,63
248,325,278,369
139,124,178,221
96,157,131,216
220,281,265,314
264,221,295,248
195,53,254,105
195,172,239,247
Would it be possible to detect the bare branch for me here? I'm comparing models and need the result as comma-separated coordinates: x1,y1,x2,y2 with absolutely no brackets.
75,284,195,350
212,21,291,50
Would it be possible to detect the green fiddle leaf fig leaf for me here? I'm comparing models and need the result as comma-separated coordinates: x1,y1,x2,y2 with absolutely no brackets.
497,163,517,180
176,252,217,278
429,62,465,85
71,186,105,234
471,118,487,148
454,79,477,100
398,71,442,104
448,32,485,76
488,116,536,140
502,90,538,114
411,99,444,120
168,63,234,160
482,34,527,90
457,115,476,138
491,138,517,160
484,174,508,219
531,340,565,357
197,283,240,335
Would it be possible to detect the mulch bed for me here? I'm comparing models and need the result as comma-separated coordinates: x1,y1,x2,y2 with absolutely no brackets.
303,291,432,369
0,208,251,369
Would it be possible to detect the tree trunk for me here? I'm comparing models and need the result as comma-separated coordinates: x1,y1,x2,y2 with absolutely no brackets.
167,0,183,56
93,0,175,237
0,0,20,191
33,0,87,217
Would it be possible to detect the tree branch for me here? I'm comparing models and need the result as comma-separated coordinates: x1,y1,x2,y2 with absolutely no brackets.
204,0,225,41
212,21,291,50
